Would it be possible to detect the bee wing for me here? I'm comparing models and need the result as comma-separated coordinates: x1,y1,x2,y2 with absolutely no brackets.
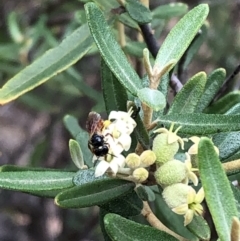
86,112,102,135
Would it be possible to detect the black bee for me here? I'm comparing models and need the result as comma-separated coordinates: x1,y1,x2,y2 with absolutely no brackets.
86,112,109,157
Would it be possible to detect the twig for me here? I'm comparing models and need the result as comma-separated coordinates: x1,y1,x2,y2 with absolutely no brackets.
170,74,183,94
141,202,189,241
223,159,240,173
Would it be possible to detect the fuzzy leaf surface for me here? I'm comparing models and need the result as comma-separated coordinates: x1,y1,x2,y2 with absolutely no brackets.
196,68,226,112
198,137,238,241
55,179,134,208
104,213,178,241
158,113,240,135
155,4,209,74
125,0,152,24
85,2,142,96
168,72,207,114
0,24,93,105
137,88,166,111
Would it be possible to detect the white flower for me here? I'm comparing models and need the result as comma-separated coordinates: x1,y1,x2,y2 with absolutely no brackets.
102,109,137,151
95,154,125,177
109,109,136,126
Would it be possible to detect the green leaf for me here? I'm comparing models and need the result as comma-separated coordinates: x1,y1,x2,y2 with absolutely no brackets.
101,59,128,114
198,137,238,241
155,4,209,74
85,2,142,96
123,41,147,58
135,185,155,202
99,208,112,241
182,23,208,70
69,139,86,169
225,103,240,115
133,107,150,149
55,179,134,208
0,170,75,191
125,0,152,24
195,68,226,112
118,12,139,30
152,3,188,19
158,113,240,135
204,92,240,114
100,190,143,217
63,115,82,137
168,72,207,114
104,213,179,241
186,215,210,240
73,169,109,186
0,24,94,105
137,88,166,111
213,132,240,161
63,115,93,167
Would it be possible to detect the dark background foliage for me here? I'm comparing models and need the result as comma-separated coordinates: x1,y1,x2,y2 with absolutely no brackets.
0,0,239,240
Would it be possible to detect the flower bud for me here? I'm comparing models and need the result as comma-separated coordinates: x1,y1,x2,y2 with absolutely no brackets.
155,160,187,187
152,133,179,165
125,153,141,169
140,150,156,167
132,167,149,183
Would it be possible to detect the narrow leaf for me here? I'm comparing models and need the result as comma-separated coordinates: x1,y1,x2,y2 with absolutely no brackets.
213,132,240,161
155,4,209,74
225,103,240,115
204,92,240,114
104,213,179,241
125,0,152,24
152,3,188,19
196,68,226,112
168,72,207,114
69,139,86,169
85,2,142,96
158,113,240,135
198,137,238,241
100,190,143,217
101,59,128,114
0,170,75,191
182,23,208,70
55,179,134,208
186,215,210,240
63,115,92,167
73,169,109,186
0,24,94,105
137,88,166,111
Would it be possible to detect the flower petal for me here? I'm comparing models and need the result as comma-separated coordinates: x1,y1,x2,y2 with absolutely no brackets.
195,187,205,203
184,209,194,226
172,204,188,215
117,134,132,151
95,160,110,177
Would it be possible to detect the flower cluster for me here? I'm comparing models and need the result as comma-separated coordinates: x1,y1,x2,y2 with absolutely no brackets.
94,108,137,177
125,150,156,183
152,123,204,226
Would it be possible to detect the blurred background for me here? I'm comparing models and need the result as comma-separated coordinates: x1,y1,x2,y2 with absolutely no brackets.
0,0,239,240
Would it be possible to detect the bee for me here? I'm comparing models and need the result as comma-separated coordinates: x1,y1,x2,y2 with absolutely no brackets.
86,112,109,157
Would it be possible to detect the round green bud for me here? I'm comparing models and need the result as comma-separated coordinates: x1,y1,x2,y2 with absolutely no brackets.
152,133,179,165
140,150,156,167
125,153,141,169
162,183,190,209
155,160,187,187
132,167,149,183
